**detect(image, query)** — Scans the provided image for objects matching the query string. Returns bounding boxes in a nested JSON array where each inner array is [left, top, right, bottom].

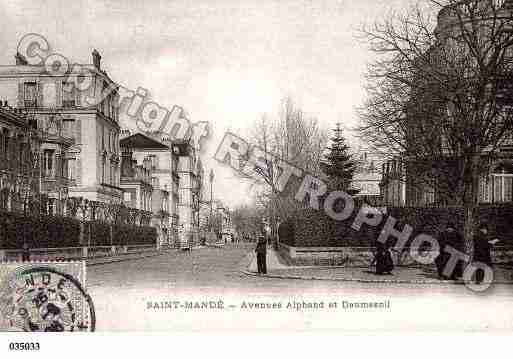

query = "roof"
[[120, 133, 169, 150]]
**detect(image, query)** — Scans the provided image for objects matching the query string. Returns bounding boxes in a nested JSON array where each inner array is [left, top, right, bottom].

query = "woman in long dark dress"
[[375, 242, 394, 275]]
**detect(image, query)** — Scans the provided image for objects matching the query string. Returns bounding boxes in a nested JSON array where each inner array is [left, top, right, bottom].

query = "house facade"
[[381, 1, 513, 208], [172, 140, 203, 247], [0, 50, 123, 211], [351, 151, 383, 207], [120, 132, 179, 245], [0, 103, 41, 212]]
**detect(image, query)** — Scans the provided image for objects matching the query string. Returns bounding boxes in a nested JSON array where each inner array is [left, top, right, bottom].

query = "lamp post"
[[209, 169, 214, 231]]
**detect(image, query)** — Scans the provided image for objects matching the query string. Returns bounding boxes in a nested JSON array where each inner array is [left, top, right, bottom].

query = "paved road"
[[87, 244, 513, 331]]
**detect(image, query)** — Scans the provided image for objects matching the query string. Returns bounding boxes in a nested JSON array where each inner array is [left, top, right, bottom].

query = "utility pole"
[[209, 169, 214, 231]]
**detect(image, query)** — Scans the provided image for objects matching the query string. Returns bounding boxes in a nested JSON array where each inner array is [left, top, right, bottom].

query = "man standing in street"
[[255, 235, 267, 275], [22, 241, 30, 262]]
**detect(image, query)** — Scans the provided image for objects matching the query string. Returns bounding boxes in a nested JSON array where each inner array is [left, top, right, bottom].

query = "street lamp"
[[209, 169, 214, 231]]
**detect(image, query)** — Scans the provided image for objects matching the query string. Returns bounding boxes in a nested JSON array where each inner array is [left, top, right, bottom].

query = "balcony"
[[41, 176, 76, 193], [24, 100, 37, 108]]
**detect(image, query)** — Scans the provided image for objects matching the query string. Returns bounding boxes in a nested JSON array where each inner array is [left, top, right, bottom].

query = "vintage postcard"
[[0, 0, 513, 340]]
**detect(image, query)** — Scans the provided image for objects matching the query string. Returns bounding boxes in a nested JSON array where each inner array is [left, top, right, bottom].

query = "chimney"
[[92, 49, 101, 70], [15, 52, 28, 65]]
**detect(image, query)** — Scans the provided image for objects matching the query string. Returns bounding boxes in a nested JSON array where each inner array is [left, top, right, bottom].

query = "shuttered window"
[[24, 82, 37, 107]]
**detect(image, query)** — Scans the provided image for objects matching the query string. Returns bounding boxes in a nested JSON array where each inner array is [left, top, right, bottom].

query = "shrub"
[[278, 221, 295, 246], [280, 204, 513, 248], [0, 211, 157, 249], [87, 221, 111, 246], [112, 224, 157, 246], [0, 211, 81, 249]]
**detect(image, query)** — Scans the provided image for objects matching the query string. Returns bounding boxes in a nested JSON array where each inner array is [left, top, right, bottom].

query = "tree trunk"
[[463, 204, 476, 259], [462, 154, 480, 260]]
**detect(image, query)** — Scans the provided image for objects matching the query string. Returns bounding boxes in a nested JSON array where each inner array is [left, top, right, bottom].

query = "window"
[[47, 198, 56, 216], [101, 83, 108, 115], [101, 158, 106, 183], [68, 158, 76, 180], [2, 129, 9, 161], [505, 177, 513, 202], [62, 82, 75, 108], [43, 149, 54, 177], [19, 141, 25, 172], [24, 82, 37, 107], [62, 119, 75, 139], [100, 125, 105, 149]]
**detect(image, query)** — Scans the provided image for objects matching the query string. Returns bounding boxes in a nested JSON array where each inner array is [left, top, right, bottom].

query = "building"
[[0, 103, 41, 212], [120, 131, 179, 246], [381, 1, 513, 207], [380, 158, 407, 207], [172, 140, 203, 247], [0, 50, 123, 211], [351, 151, 383, 207], [216, 201, 233, 243], [120, 143, 171, 245]]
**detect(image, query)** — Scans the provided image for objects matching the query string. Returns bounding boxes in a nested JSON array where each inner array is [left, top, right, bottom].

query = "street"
[[88, 244, 513, 331]]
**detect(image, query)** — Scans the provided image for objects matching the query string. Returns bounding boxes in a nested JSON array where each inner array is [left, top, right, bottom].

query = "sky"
[[0, 0, 414, 208]]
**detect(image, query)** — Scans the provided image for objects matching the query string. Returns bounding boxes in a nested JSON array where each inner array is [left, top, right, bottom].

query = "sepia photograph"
[[0, 0, 512, 345]]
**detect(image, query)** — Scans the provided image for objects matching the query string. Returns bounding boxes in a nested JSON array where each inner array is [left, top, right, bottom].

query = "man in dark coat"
[[22, 241, 30, 262], [255, 236, 267, 274], [437, 223, 464, 280], [473, 224, 500, 284]]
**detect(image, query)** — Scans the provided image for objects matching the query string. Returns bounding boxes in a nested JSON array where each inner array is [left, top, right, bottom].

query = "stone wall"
[[278, 242, 513, 267]]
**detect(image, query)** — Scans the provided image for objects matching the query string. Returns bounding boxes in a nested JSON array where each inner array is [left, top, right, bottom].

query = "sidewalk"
[[243, 248, 513, 284], [86, 248, 175, 266]]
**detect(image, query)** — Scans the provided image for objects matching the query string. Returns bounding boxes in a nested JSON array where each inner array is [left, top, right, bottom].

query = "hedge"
[[113, 224, 157, 246], [0, 211, 158, 249], [279, 203, 513, 248], [388, 205, 513, 242], [0, 211, 81, 249], [88, 221, 111, 246], [280, 206, 382, 248]]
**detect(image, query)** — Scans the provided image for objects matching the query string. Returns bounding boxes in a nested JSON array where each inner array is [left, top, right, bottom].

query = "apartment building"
[[0, 50, 122, 211]]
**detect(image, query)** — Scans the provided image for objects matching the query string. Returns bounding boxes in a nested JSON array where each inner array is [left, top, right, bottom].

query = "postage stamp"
[[0, 261, 95, 332]]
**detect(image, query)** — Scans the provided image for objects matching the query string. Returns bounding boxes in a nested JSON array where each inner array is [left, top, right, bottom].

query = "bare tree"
[[358, 0, 513, 249], [231, 203, 265, 240], [244, 98, 328, 235]]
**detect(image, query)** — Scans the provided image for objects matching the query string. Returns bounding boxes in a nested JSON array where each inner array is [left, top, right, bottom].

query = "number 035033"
[[9, 342, 40, 351]]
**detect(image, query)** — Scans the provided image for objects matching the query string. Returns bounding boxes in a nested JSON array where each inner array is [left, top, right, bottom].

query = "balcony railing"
[[40, 130, 75, 145], [41, 176, 76, 193], [24, 100, 37, 108]]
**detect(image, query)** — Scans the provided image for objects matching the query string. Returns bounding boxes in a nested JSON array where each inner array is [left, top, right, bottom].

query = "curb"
[[240, 269, 513, 285], [240, 269, 460, 284], [241, 254, 513, 284], [86, 250, 170, 266]]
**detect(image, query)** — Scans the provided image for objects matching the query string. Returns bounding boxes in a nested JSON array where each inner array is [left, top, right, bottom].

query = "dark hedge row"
[[0, 212, 81, 249], [279, 204, 513, 248], [0, 211, 157, 249], [279, 206, 383, 247], [388, 205, 513, 241]]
